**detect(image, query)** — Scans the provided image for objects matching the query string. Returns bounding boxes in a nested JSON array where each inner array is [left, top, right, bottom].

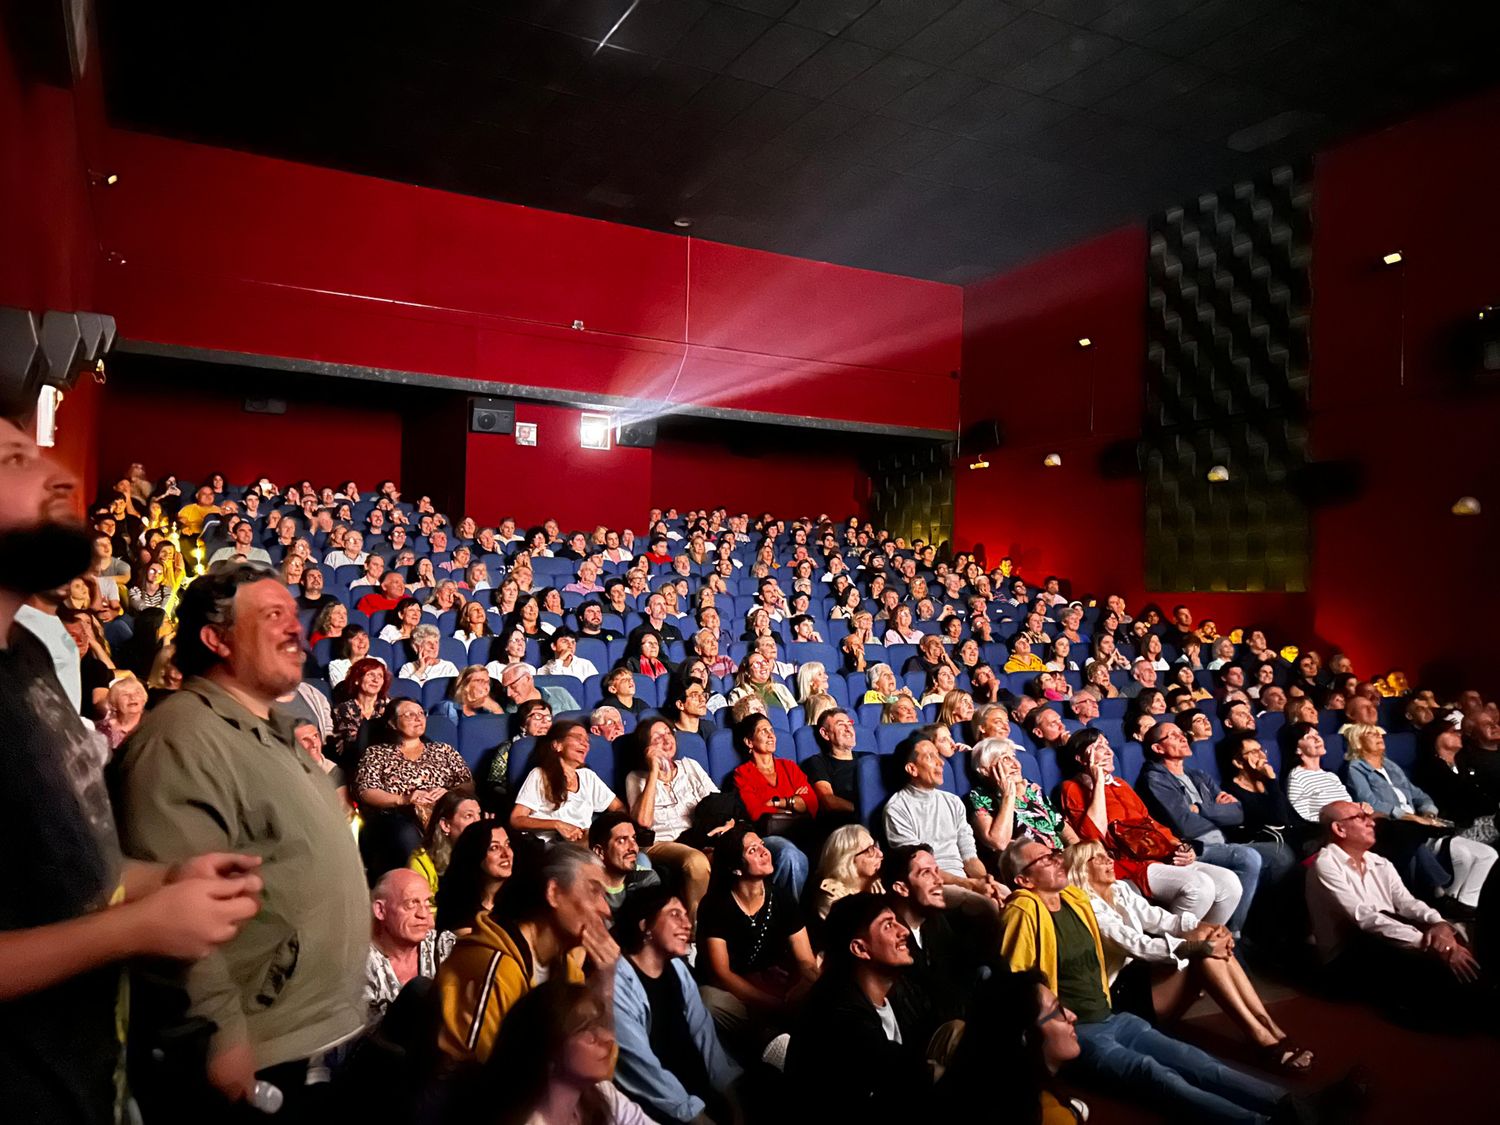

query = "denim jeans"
[[763, 834, 808, 903], [1198, 843, 1263, 935], [1071, 1012, 1285, 1124]]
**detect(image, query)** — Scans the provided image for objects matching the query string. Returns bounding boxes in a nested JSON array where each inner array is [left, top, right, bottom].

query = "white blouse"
[[1085, 882, 1199, 983]]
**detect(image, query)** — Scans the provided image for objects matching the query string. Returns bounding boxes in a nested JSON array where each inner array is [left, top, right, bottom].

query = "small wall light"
[[89, 170, 119, 186], [579, 412, 612, 450], [1206, 464, 1230, 483], [1077, 337, 1093, 348], [1043, 453, 1063, 467], [1452, 496, 1482, 516], [571, 319, 585, 331], [1381, 251, 1403, 266], [968, 459, 990, 470]]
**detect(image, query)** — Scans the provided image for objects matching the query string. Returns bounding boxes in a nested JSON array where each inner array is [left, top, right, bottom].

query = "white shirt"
[[1307, 843, 1442, 962], [625, 757, 718, 842], [1086, 882, 1198, 983], [324, 549, 369, 568], [524, 1083, 650, 1125], [514, 767, 617, 841], [874, 999, 903, 1044], [397, 659, 459, 684], [537, 655, 599, 682], [16, 604, 83, 711], [328, 655, 386, 687]]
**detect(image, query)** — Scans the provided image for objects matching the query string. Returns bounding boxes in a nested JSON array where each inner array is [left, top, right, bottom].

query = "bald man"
[[364, 868, 454, 1026]]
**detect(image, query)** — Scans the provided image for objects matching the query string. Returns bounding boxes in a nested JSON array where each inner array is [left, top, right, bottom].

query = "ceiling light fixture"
[[1077, 337, 1093, 348], [1043, 453, 1062, 467], [1206, 464, 1230, 483], [969, 459, 990, 471], [1381, 251, 1403, 266], [673, 217, 693, 229], [1452, 496, 1482, 516]]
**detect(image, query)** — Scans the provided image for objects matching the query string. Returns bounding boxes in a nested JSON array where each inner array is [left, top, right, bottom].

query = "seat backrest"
[[457, 712, 510, 771], [424, 713, 459, 751], [507, 736, 540, 788], [875, 723, 919, 756]]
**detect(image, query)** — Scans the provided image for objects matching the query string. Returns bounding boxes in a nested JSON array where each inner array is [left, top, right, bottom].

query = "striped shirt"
[[1287, 766, 1352, 822]]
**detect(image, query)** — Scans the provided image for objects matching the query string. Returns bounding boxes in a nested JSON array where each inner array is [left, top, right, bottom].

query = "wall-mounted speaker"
[[244, 398, 287, 415], [958, 419, 1004, 457], [469, 397, 515, 435], [617, 419, 657, 448], [1288, 460, 1365, 508]]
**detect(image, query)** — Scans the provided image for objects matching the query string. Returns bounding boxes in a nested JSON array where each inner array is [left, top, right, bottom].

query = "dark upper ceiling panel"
[[95, 0, 1500, 282]]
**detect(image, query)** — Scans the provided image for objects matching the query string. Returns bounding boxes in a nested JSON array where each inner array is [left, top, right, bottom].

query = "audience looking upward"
[[13, 458, 1497, 1123]]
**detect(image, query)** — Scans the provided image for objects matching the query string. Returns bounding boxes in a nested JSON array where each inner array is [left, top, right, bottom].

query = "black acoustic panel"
[[868, 441, 955, 549], [617, 419, 658, 448], [1143, 164, 1312, 593]]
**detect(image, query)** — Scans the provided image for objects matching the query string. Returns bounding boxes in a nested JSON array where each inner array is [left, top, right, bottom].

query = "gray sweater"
[[884, 784, 977, 877]]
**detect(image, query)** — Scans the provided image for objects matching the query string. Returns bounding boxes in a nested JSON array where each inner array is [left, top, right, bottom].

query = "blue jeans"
[[1198, 843, 1263, 936], [764, 834, 808, 903], [1071, 1012, 1285, 1124]]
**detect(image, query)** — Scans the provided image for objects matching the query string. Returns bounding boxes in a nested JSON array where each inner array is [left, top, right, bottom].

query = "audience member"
[[624, 718, 716, 919], [511, 721, 625, 843], [1000, 839, 1291, 1122], [612, 887, 742, 1124], [435, 821, 514, 936], [436, 843, 617, 1066], [590, 810, 662, 910], [695, 825, 819, 1057], [118, 561, 368, 1114], [364, 868, 455, 1025]]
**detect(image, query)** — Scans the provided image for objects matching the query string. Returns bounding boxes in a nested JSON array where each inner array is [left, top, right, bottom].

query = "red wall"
[[0, 28, 100, 496], [464, 402, 652, 533], [649, 434, 869, 519], [957, 90, 1500, 689], [97, 372, 404, 493], [83, 131, 960, 435], [1308, 91, 1500, 689]]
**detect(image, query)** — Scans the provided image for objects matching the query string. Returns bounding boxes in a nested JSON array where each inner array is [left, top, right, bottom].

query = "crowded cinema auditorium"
[[4, 3, 1500, 1124]]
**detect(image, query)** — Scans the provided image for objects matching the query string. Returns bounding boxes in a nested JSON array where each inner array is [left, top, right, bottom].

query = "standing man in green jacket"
[[119, 561, 369, 1120]]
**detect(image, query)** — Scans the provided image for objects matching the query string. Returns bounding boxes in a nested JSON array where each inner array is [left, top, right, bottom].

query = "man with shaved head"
[[1307, 800, 1484, 1021], [364, 868, 454, 1025]]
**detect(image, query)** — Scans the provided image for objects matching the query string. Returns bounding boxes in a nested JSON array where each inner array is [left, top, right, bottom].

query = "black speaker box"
[[617, 419, 657, 448], [958, 419, 1004, 456], [469, 398, 515, 435]]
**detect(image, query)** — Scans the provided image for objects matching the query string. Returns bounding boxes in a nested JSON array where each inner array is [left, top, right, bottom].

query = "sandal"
[[1261, 1040, 1315, 1072]]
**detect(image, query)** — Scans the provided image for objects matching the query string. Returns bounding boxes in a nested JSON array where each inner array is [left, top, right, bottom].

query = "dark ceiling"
[[97, 0, 1499, 283]]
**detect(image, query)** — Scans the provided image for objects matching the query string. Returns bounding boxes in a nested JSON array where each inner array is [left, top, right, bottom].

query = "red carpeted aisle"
[[1065, 990, 1496, 1123]]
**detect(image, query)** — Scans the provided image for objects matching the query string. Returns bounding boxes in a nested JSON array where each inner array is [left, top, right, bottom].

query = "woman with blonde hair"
[[795, 660, 828, 703], [1065, 840, 1313, 1072], [1344, 722, 1497, 907], [937, 689, 975, 729], [808, 824, 884, 920], [881, 695, 919, 724], [802, 691, 838, 728]]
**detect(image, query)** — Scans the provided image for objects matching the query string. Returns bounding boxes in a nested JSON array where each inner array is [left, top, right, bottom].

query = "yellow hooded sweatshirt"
[[1000, 885, 1112, 1004], [435, 911, 585, 1066]]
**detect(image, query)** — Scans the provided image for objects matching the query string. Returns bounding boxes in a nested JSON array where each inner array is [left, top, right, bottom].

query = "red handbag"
[[1110, 817, 1178, 862]]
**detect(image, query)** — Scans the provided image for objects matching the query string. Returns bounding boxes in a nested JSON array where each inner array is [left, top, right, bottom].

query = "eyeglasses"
[[1336, 811, 1374, 824], [1019, 850, 1063, 875], [1037, 1001, 1069, 1026]]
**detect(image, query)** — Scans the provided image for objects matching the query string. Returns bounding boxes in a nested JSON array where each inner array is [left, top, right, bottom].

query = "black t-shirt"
[[635, 962, 712, 1101], [698, 887, 801, 978], [803, 752, 857, 804], [1051, 906, 1112, 1024], [79, 653, 114, 716], [0, 625, 123, 1124]]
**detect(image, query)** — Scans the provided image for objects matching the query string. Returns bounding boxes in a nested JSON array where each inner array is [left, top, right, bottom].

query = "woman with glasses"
[[808, 824, 884, 921]]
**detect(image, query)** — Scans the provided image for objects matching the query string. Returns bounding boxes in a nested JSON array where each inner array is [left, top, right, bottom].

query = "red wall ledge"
[[88, 130, 961, 437]]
